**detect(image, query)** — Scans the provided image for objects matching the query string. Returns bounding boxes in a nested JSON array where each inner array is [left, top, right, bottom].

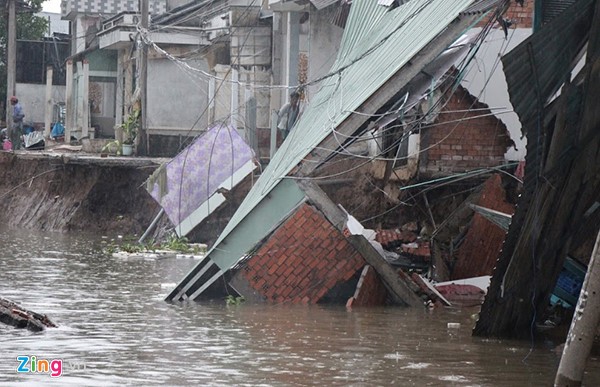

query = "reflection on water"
[[0, 228, 599, 386]]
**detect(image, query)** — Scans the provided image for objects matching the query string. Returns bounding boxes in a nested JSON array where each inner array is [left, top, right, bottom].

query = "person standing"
[[277, 90, 303, 140], [9, 96, 25, 150]]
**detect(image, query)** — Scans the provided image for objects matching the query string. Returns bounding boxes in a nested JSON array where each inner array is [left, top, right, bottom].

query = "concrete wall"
[[213, 65, 271, 130], [147, 57, 210, 132], [63, 0, 166, 17], [15, 84, 66, 125], [307, 7, 344, 99]]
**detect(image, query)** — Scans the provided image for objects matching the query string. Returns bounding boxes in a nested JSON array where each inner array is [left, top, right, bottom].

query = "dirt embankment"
[[0, 152, 160, 235]]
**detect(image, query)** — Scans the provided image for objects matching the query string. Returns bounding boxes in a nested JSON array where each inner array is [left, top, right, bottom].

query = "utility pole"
[[6, 0, 16, 127], [138, 0, 149, 156], [555, 229, 600, 386]]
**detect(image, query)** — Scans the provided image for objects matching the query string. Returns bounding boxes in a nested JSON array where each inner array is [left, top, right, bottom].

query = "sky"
[[42, 0, 61, 13]]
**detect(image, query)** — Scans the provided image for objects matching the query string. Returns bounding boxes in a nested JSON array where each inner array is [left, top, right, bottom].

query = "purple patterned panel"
[[148, 124, 255, 226]]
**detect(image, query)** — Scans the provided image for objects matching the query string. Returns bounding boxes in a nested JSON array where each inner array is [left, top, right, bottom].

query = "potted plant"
[[121, 109, 140, 156]]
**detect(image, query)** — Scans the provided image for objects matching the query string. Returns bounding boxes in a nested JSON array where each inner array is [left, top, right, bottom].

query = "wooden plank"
[[347, 235, 424, 307]]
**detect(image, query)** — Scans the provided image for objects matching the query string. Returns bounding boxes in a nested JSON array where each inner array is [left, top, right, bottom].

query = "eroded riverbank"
[[0, 151, 164, 235]]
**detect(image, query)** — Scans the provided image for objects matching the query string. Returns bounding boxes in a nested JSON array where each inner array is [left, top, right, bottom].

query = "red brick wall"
[[241, 203, 365, 304], [505, 1, 534, 28], [452, 174, 515, 279], [346, 265, 388, 307], [476, 1, 533, 29], [423, 85, 512, 175]]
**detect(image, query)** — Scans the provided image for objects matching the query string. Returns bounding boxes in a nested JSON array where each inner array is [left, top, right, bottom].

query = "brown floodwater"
[[0, 228, 599, 386]]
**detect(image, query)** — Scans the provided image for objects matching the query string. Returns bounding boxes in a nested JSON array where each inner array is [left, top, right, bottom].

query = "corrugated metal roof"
[[541, 0, 578, 26], [213, 0, 480, 260], [470, 204, 512, 231], [499, 1, 594, 266], [502, 0, 593, 136], [169, 0, 494, 300], [310, 0, 339, 11], [462, 0, 505, 15]]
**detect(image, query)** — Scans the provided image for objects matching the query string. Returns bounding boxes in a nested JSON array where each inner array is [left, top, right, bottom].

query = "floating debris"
[[0, 297, 57, 332]]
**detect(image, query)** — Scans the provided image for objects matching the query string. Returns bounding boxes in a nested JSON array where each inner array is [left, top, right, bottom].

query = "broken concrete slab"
[[0, 297, 57, 332]]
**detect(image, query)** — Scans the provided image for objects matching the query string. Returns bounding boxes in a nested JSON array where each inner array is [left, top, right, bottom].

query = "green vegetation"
[[225, 295, 245, 306], [103, 233, 207, 255]]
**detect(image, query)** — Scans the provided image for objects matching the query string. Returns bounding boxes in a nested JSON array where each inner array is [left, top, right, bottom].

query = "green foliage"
[[0, 0, 49, 118], [102, 232, 206, 256], [225, 295, 245, 306], [121, 109, 140, 145], [161, 234, 191, 252], [101, 139, 122, 155]]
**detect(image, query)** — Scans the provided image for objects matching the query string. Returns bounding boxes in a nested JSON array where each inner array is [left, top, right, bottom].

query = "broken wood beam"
[[0, 297, 57, 332], [347, 235, 424, 307]]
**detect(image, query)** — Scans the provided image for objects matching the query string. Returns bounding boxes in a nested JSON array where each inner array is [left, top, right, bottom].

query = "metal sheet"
[[147, 123, 255, 233], [502, 0, 593, 137], [310, 0, 339, 11]]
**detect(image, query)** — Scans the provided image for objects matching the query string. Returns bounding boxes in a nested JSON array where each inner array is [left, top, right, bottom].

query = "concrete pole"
[[116, 50, 124, 127], [231, 67, 239, 128], [6, 0, 16, 127], [138, 0, 149, 156], [208, 76, 215, 123], [270, 110, 278, 159], [65, 60, 73, 143], [245, 90, 257, 155], [285, 12, 300, 93], [82, 60, 89, 138], [44, 66, 53, 138], [555, 229, 600, 386], [76, 61, 84, 133]]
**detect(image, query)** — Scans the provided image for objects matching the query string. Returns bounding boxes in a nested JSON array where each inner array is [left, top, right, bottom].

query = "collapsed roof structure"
[[166, 0, 507, 303]]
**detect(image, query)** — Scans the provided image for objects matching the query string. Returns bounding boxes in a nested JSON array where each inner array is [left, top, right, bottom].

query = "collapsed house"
[[166, 0, 516, 304]]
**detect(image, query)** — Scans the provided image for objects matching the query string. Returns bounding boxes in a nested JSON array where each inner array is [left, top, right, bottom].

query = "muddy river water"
[[1, 228, 599, 386]]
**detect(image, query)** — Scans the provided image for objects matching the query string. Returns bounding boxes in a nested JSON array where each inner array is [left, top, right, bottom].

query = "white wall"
[[147, 57, 210, 133], [15, 83, 66, 125], [462, 28, 532, 161], [307, 7, 344, 100]]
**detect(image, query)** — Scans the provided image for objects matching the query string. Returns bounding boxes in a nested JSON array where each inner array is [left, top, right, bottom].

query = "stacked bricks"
[[375, 229, 418, 246], [452, 174, 515, 279], [504, 0, 534, 28], [346, 266, 389, 308], [241, 203, 365, 304], [476, 1, 534, 29], [424, 85, 513, 174]]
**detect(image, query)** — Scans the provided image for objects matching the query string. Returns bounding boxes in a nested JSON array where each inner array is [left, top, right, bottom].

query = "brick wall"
[[346, 265, 389, 308], [240, 203, 366, 304], [452, 174, 515, 279], [422, 85, 513, 175], [505, 1, 534, 28], [477, 1, 534, 29]]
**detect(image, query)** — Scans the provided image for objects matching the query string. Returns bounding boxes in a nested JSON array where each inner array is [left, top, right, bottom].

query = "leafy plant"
[[225, 295, 245, 305], [120, 242, 145, 253], [101, 139, 122, 155], [121, 109, 140, 145]]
